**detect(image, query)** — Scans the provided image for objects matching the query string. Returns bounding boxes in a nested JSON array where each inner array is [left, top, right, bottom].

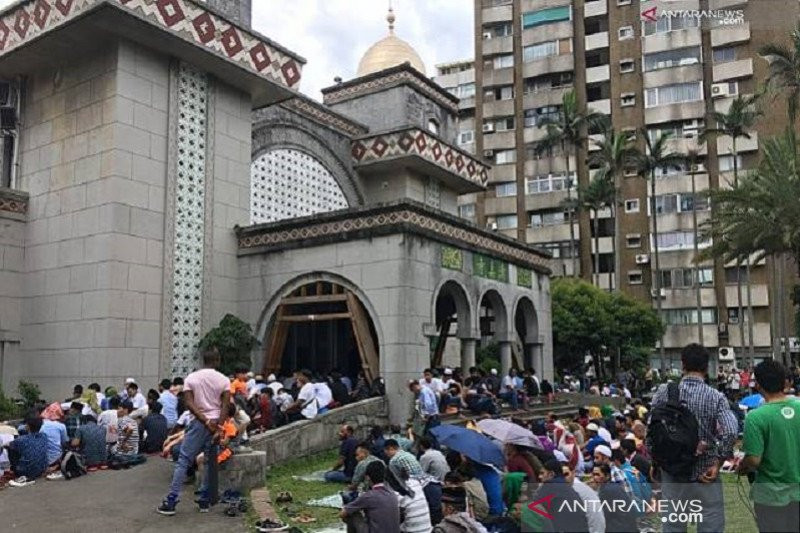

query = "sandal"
[[291, 514, 316, 524]]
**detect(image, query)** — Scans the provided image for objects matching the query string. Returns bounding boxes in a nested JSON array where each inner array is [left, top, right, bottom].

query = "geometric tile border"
[[352, 127, 489, 189], [0, 0, 304, 90], [0, 187, 28, 215], [237, 200, 552, 274], [280, 97, 368, 138]]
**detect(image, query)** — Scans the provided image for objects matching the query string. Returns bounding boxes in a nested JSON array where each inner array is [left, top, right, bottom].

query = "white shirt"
[[572, 479, 606, 533], [267, 381, 283, 396], [97, 409, 118, 443], [275, 392, 293, 412], [421, 377, 446, 394], [502, 375, 517, 391], [314, 382, 333, 408], [297, 382, 318, 419], [176, 410, 195, 427], [246, 378, 257, 394]]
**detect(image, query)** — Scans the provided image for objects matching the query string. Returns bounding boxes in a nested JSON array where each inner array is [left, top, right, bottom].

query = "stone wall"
[[0, 190, 26, 392], [249, 397, 389, 465]]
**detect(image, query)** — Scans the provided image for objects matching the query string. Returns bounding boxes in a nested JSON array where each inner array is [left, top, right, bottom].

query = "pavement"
[[0, 457, 248, 533]]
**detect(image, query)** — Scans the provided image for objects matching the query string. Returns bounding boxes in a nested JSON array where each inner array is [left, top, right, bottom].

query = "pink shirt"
[[184, 368, 230, 420]]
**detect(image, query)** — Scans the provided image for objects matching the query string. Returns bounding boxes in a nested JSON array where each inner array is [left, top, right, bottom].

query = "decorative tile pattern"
[[237, 202, 551, 274], [250, 148, 348, 224], [441, 246, 463, 272], [280, 98, 367, 138], [322, 69, 458, 113], [473, 253, 509, 283], [517, 267, 532, 288], [169, 62, 208, 376], [424, 178, 440, 209], [352, 128, 489, 189], [0, 190, 27, 214], [0, 0, 303, 90]]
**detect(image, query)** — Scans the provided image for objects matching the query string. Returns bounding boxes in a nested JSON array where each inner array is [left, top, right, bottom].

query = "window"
[[495, 149, 516, 165], [457, 83, 475, 99], [727, 308, 740, 324], [652, 193, 709, 214], [541, 241, 575, 259], [620, 59, 635, 73], [648, 120, 704, 143], [522, 6, 571, 29], [617, 0, 631, 5], [643, 13, 699, 36], [725, 266, 749, 284], [625, 199, 640, 213], [458, 203, 476, 221], [523, 41, 558, 62], [458, 130, 475, 145], [718, 154, 743, 172], [499, 86, 514, 100], [485, 22, 513, 38], [495, 116, 515, 131], [621, 93, 636, 107], [496, 181, 517, 197], [496, 214, 518, 229], [659, 268, 714, 289], [493, 54, 514, 69], [525, 172, 576, 194], [713, 47, 736, 63], [626, 234, 642, 248], [654, 231, 710, 251], [628, 271, 643, 284], [645, 82, 703, 108], [618, 26, 634, 40], [661, 308, 717, 326], [524, 105, 561, 127], [427, 119, 439, 135], [643, 47, 701, 71], [530, 209, 569, 227]]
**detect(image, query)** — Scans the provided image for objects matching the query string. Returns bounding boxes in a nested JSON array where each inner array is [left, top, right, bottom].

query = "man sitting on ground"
[[340, 461, 400, 533], [64, 402, 83, 440], [433, 486, 488, 533], [325, 424, 359, 483], [142, 402, 169, 454], [349, 442, 382, 493], [112, 400, 139, 457], [384, 439, 423, 479], [4, 413, 48, 485], [419, 436, 450, 482], [126, 383, 149, 420], [71, 415, 107, 468]]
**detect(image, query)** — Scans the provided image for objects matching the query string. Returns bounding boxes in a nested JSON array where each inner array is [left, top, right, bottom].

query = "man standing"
[[340, 461, 400, 533], [325, 425, 359, 483], [739, 360, 800, 532], [158, 348, 230, 516], [409, 380, 439, 437], [648, 343, 737, 533]]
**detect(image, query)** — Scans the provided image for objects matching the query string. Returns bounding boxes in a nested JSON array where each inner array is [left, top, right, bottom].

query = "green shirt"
[[742, 398, 800, 506], [351, 455, 381, 491]]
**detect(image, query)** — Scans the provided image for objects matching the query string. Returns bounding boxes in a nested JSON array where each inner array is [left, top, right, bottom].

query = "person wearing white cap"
[[245, 371, 257, 395], [120, 378, 136, 400], [266, 374, 282, 396], [592, 444, 633, 494], [583, 423, 610, 460]]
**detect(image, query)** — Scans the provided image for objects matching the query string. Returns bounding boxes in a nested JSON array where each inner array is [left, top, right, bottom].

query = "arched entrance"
[[479, 289, 511, 373], [514, 297, 541, 372], [261, 281, 380, 381], [431, 280, 472, 367]]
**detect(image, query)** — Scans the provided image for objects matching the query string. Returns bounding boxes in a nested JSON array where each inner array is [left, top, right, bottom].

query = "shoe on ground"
[[156, 499, 177, 516], [9, 476, 34, 487], [197, 500, 211, 513], [46, 471, 64, 481], [255, 519, 289, 532]]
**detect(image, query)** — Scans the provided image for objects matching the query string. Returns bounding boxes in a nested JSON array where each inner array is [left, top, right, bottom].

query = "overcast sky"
[[0, 0, 473, 100]]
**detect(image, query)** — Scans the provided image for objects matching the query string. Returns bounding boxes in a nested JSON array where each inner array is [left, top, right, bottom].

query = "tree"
[[760, 24, 800, 134], [551, 278, 664, 377], [686, 149, 705, 347], [633, 131, 686, 372], [579, 174, 616, 289], [535, 90, 605, 276], [704, 94, 761, 363], [589, 125, 639, 290], [197, 314, 260, 376]]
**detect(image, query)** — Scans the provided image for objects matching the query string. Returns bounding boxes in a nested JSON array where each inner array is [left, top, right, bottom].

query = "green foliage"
[[197, 314, 259, 376], [552, 278, 665, 375], [17, 380, 41, 409], [0, 386, 20, 421], [476, 342, 500, 374]]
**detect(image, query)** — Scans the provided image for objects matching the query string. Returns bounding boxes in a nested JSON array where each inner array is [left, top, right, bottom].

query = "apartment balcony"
[[587, 98, 611, 115], [483, 98, 516, 118], [584, 0, 608, 18], [524, 156, 575, 176], [727, 323, 771, 349], [644, 100, 705, 125], [713, 93, 754, 114], [588, 133, 603, 152], [662, 287, 718, 309], [521, 54, 574, 79], [488, 163, 516, 183], [653, 173, 711, 196], [522, 87, 571, 109], [524, 126, 549, 144], [522, 21, 573, 45], [482, 4, 513, 24], [712, 58, 753, 82], [643, 65, 703, 89], [459, 96, 476, 110], [665, 136, 707, 157], [525, 190, 572, 212], [526, 222, 576, 243], [586, 64, 610, 84], [484, 195, 518, 215], [590, 236, 614, 254], [520, 0, 575, 11], [483, 67, 514, 87], [483, 130, 516, 150], [654, 211, 711, 234], [459, 141, 476, 155], [656, 250, 708, 270], [711, 23, 750, 47], [483, 35, 513, 56], [710, 0, 747, 8], [585, 31, 609, 51], [594, 274, 615, 291], [726, 283, 770, 308], [642, 28, 701, 55], [717, 131, 759, 155], [663, 325, 720, 349]]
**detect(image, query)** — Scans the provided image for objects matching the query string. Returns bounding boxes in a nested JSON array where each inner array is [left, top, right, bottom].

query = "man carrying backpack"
[[647, 344, 737, 533]]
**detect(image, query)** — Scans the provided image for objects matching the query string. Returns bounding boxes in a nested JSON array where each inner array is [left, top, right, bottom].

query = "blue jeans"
[[660, 471, 724, 533], [323, 470, 351, 483], [499, 391, 518, 410], [166, 419, 218, 504]]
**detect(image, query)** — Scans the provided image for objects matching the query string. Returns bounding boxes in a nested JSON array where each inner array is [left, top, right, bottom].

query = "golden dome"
[[356, 7, 426, 77]]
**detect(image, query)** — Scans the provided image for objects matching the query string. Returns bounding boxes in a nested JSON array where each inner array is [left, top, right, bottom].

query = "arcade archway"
[[431, 280, 472, 367]]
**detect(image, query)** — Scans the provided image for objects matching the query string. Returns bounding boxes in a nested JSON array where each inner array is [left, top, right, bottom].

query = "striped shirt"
[[650, 376, 737, 480], [398, 478, 432, 533], [115, 415, 139, 456]]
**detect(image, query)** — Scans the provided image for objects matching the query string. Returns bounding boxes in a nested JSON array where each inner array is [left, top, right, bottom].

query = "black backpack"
[[60, 451, 87, 480], [648, 382, 699, 481]]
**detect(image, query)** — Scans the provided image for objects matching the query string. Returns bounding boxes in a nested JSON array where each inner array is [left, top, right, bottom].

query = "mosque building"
[[0, 0, 552, 422]]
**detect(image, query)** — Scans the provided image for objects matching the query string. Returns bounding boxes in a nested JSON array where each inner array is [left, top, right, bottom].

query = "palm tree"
[[700, 133, 800, 365], [686, 149, 705, 346], [703, 94, 761, 364], [760, 24, 800, 134], [580, 174, 616, 288], [535, 90, 605, 276], [634, 131, 687, 373], [589, 126, 639, 291]]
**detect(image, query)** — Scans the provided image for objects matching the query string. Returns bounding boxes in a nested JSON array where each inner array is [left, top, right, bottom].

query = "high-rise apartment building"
[[437, 0, 799, 370]]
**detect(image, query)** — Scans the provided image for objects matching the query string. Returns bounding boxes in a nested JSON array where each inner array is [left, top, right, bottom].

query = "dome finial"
[[387, 1, 396, 34]]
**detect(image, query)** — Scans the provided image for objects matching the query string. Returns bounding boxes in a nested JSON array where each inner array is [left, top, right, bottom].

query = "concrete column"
[[460, 338, 477, 371], [523, 343, 534, 370], [531, 344, 544, 376], [499, 341, 512, 376]]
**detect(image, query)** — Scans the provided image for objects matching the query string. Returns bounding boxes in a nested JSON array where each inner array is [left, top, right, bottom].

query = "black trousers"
[[755, 501, 800, 533]]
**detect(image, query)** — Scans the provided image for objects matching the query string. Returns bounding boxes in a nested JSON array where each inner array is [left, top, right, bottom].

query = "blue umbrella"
[[430, 424, 506, 469], [739, 393, 764, 410]]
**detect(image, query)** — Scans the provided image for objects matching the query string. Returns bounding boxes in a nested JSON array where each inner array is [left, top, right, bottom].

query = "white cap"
[[586, 422, 599, 432], [444, 368, 453, 375], [267, 374, 276, 382], [594, 445, 612, 458], [247, 371, 254, 378], [125, 377, 136, 385], [490, 368, 498, 375]]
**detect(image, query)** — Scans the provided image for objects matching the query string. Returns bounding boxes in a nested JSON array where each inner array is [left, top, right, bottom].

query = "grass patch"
[[262, 449, 342, 530], [719, 474, 758, 533]]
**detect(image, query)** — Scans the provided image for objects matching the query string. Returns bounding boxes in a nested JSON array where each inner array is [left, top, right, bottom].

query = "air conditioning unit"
[[483, 31, 493, 40], [683, 119, 702, 131], [635, 254, 650, 265], [650, 288, 666, 298], [711, 83, 731, 98], [482, 123, 495, 133], [789, 337, 800, 353], [487, 221, 498, 231], [690, 163, 706, 173], [483, 149, 495, 158], [718, 346, 735, 362]]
